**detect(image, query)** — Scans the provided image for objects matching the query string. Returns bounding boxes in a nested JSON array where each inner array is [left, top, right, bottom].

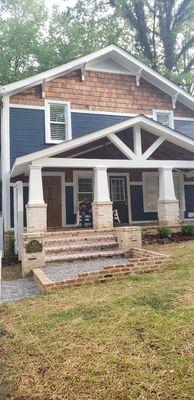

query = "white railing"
[[0, 214, 3, 255], [14, 181, 24, 261]]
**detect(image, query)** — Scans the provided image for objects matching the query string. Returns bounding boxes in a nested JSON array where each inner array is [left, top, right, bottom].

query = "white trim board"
[[8, 104, 194, 121], [1, 44, 193, 112], [1, 95, 11, 230], [9, 104, 45, 110]]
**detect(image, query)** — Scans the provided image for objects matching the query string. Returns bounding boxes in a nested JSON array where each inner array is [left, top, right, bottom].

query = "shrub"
[[141, 229, 145, 240], [7, 237, 15, 258], [181, 224, 194, 236], [157, 225, 171, 239]]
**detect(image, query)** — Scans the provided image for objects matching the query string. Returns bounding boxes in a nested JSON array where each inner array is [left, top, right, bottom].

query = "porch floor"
[[42, 257, 130, 282]]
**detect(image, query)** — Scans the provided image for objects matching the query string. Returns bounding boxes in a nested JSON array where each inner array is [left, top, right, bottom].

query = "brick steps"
[[45, 234, 116, 246], [45, 241, 117, 255], [45, 249, 125, 264], [34, 247, 171, 292], [45, 228, 122, 265]]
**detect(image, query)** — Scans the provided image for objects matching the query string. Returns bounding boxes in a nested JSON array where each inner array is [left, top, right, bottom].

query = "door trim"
[[108, 172, 131, 223], [42, 172, 66, 227]]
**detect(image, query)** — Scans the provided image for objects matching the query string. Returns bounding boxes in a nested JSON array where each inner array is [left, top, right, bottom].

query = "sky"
[[45, 0, 77, 10]]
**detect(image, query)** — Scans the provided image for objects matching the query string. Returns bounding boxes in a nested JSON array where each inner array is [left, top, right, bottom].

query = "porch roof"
[[11, 115, 194, 177]]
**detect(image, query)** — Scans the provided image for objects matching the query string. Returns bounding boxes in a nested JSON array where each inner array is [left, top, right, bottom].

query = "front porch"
[[10, 115, 194, 271]]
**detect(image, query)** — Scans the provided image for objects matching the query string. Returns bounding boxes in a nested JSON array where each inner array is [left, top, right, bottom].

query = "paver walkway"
[[0, 278, 40, 304], [43, 257, 129, 282]]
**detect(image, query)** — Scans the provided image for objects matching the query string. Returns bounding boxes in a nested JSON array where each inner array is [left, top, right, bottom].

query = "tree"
[[0, 0, 47, 85], [37, 0, 122, 72], [108, 0, 194, 91]]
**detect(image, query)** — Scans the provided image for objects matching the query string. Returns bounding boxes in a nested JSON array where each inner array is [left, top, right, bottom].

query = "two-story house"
[[1, 45, 194, 260]]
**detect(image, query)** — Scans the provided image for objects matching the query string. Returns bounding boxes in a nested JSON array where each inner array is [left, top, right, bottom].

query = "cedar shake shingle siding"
[[10, 70, 194, 118]]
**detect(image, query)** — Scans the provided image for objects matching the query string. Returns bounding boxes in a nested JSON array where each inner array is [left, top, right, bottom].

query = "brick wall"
[[10, 70, 194, 118]]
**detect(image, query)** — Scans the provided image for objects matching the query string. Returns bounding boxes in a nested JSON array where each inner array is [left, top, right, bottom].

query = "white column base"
[[157, 200, 180, 226], [26, 203, 47, 232], [92, 201, 113, 229]]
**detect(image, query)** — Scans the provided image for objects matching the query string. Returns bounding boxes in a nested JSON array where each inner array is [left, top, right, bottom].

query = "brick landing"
[[33, 247, 172, 292]]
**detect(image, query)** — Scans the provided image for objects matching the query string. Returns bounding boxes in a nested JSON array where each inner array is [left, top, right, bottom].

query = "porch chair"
[[75, 208, 121, 227]]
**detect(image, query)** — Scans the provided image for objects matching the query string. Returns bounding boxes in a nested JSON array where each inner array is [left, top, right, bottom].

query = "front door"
[[109, 176, 129, 223], [43, 176, 62, 228]]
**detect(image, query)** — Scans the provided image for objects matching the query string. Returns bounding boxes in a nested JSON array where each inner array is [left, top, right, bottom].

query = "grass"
[[0, 242, 194, 400]]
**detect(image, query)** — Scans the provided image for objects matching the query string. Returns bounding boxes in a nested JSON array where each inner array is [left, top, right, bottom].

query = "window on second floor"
[[45, 100, 71, 143], [153, 109, 174, 129]]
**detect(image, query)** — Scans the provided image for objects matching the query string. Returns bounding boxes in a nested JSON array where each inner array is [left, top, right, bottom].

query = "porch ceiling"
[[11, 115, 194, 178]]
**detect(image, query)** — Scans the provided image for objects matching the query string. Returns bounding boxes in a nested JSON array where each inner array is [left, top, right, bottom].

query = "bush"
[[141, 229, 145, 240], [7, 237, 15, 258], [157, 225, 172, 239], [181, 224, 194, 236]]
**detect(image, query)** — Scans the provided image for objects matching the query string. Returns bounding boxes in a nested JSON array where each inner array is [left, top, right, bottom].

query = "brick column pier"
[[92, 166, 113, 229], [157, 167, 180, 226]]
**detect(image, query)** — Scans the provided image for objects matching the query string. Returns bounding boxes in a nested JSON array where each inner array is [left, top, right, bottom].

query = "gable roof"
[[1, 44, 194, 111], [11, 114, 194, 177]]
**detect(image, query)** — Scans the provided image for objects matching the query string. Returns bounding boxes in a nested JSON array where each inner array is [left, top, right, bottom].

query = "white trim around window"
[[45, 99, 72, 144], [153, 109, 174, 129]]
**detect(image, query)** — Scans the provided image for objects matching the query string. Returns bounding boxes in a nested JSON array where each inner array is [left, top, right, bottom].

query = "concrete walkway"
[[0, 277, 40, 305]]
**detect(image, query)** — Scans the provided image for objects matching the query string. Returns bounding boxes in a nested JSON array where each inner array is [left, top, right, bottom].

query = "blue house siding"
[[174, 120, 194, 140], [9, 107, 194, 167], [10, 108, 51, 167], [10, 108, 130, 166], [71, 112, 129, 138]]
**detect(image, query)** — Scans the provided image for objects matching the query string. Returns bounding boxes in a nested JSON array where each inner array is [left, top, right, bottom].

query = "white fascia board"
[[0, 46, 116, 96], [112, 46, 194, 109], [11, 158, 194, 178], [0, 44, 193, 111], [33, 158, 194, 170], [10, 115, 194, 177]]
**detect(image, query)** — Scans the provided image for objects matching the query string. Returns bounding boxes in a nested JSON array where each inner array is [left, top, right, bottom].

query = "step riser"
[[45, 236, 117, 246], [45, 243, 118, 255], [45, 229, 116, 238], [46, 251, 125, 264]]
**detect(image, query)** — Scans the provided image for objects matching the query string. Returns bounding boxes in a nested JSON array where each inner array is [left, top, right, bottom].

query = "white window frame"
[[153, 109, 174, 129], [45, 99, 72, 144]]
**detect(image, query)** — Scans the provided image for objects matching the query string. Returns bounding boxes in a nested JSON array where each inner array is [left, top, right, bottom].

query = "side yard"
[[0, 242, 194, 400]]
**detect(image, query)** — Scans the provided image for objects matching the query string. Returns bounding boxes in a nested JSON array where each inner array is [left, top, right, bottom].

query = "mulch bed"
[[2, 257, 20, 267], [143, 232, 194, 245]]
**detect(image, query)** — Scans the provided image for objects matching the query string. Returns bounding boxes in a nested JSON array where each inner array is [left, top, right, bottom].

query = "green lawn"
[[1, 242, 194, 400]]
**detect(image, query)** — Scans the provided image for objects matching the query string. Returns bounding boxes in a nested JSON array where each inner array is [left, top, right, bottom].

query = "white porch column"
[[92, 166, 113, 229], [26, 165, 47, 232], [157, 167, 180, 225]]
